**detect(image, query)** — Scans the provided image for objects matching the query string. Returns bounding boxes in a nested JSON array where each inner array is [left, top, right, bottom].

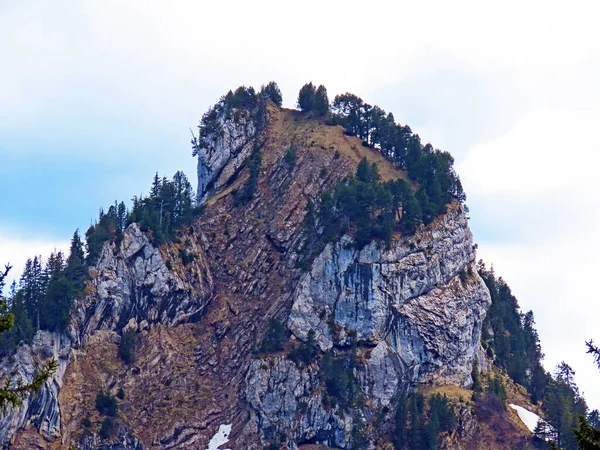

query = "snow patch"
[[509, 404, 541, 433], [206, 424, 232, 450]]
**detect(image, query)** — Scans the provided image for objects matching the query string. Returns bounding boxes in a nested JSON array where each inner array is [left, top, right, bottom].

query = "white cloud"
[[3, 0, 599, 133], [477, 239, 600, 410], [0, 230, 68, 291], [458, 108, 600, 198], [459, 105, 600, 409]]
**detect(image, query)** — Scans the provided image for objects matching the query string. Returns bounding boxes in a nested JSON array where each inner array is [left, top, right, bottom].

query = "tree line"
[[0, 170, 197, 358], [86, 170, 196, 264], [192, 81, 464, 238], [295, 82, 466, 217], [479, 262, 547, 403], [479, 262, 599, 450], [311, 158, 423, 251], [0, 231, 87, 357]]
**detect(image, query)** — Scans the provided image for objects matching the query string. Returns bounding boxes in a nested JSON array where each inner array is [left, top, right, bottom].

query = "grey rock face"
[[360, 340, 413, 409], [0, 331, 71, 447], [0, 224, 212, 447], [248, 205, 491, 447], [72, 223, 212, 343], [195, 109, 258, 201], [79, 431, 147, 450], [246, 357, 352, 449], [288, 205, 489, 386]]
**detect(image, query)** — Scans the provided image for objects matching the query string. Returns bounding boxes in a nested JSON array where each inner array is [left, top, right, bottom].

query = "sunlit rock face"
[[195, 108, 259, 202], [72, 222, 212, 342], [248, 205, 491, 449], [288, 205, 489, 385]]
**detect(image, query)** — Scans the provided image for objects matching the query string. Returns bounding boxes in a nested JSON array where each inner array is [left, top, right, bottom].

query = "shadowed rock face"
[[1, 104, 492, 450], [0, 331, 71, 447]]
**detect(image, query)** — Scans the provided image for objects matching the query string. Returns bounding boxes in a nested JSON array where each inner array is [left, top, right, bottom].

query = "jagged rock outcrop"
[[0, 224, 211, 449], [288, 207, 484, 355], [0, 332, 71, 447], [246, 357, 351, 448], [72, 223, 212, 343], [195, 108, 259, 201], [3, 102, 496, 450]]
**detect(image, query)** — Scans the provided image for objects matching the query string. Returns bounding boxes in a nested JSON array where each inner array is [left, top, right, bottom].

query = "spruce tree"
[[574, 415, 600, 450], [571, 343, 600, 449], [66, 230, 87, 291], [20, 256, 45, 330], [312, 84, 329, 116], [261, 81, 283, 107], [401, 193, 423, 235], [116, 201, 127, 232], [297, 82, 316, 111]]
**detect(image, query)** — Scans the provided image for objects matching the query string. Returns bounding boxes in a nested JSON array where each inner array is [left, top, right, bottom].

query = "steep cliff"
[[246, 204, 490, 448], [195, 107, 259, 202], [1, 101, 505, 449]]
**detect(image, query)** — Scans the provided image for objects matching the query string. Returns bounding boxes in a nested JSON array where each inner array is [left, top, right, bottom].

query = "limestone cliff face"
[[0, 332, 70, 446], [72, 222, 212, 342], [1, 103, 492, 450], [195, 107, 259, 201], [246, 205, 490, 448]]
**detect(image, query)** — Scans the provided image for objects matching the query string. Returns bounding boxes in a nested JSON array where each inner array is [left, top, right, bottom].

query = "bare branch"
[[586, 340, 600, 370]]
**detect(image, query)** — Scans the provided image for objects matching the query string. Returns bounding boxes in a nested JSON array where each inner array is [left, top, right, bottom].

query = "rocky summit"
[[0, 91, 545, 450]]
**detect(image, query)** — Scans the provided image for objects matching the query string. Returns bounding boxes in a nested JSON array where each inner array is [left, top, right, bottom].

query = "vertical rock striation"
[[195, 108, 259, 202], [247, 204, 491, 448], [71, 223, 212, 342], [0, 332, 71, 447]]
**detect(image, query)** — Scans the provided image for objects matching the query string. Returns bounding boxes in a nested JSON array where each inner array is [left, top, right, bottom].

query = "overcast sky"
[[1, 0, 599, 409]]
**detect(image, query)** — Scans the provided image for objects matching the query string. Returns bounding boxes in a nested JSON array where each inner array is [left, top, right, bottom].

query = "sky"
[[1, 0, 599, 408]]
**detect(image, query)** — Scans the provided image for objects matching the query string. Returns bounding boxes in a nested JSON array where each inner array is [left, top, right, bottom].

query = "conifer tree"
[[586, 341, 600, 369], [66, 230, 87, 291], [312, 84, 329, 116], [150, 172, 161, 197], [401, 193, 422, 235], [297, 82, 316, 111], [332, 93, 365, 136], [20, 256, 45, 330], [116, 201, 127, 232], [574, 415, 600, 450], [261, 81, 283, 107], [570, 342, 600, 449]]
